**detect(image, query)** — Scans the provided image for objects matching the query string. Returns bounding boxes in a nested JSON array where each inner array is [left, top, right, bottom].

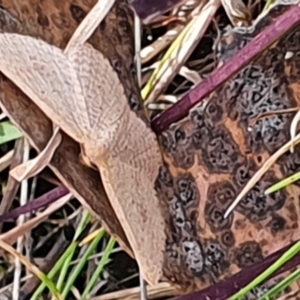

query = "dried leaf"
[[10, 126, 61, 181]]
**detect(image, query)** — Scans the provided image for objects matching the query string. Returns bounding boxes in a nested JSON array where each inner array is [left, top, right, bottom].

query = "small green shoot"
[[265, 171, 300, 195], [263, 0, 276, 12]]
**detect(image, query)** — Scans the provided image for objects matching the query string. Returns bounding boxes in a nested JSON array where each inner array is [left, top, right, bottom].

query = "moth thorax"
[[80, 142, 109, 168]]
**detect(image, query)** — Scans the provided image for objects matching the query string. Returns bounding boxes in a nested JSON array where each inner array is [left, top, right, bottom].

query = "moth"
[[0, 32, 166, 285]]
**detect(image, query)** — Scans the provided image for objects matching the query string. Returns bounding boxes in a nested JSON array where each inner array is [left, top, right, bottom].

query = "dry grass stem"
[[224, 133, 300, 218], [0, 238, 62, 300], [91, 282, 178, 300], [65, 0, 116, 52], [0, 193, 72, 245], [12, 138, 30, 300], [220, 0, 251, 26], [0, 150, 14, 172], [289, 107, 300, 153], [143, 0, 221, 104]]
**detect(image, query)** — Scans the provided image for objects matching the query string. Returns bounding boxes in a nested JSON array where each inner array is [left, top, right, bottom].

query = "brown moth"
[[0, 33, 166, 285]]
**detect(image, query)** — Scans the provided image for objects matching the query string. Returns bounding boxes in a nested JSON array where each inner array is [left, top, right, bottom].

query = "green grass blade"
[[61, 228, 105, 299], [36, 273, 62, 300], [81, 237, 116, 299], [141, 15, 196, 100], [73, 210, 91, 241], [229, 241, 300, 300], [55, 246, 76, 292], [0, 121, 22, 145], [31, 242, 77, 300]]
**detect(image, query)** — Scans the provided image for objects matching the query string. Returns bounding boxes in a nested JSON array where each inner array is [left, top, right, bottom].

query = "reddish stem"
[[151, 4, 300, 133], [0, 186, 69, 222]]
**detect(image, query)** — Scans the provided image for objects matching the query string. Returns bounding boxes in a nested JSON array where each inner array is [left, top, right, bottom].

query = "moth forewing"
[[68, 43, 166, 284], [0, 33, 89, 144], [66, 44, 129, 135], [99, 158, 165, 285]]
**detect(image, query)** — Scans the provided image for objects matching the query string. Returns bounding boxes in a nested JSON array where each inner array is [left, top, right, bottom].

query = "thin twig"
[[91, 282, 178, 300], [139, 271, 147, 300], [131, 0, 186, 24], [0, 193, 72, 246]]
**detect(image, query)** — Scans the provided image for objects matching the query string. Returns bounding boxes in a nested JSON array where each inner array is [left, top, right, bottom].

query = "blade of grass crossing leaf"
[[61, 228, 106, 298], [224, 134, 300, 219], [31, 242, 78, 300], [81, 237, 116, 299], [229, 241, 300, 300], [0, 121, 23, 145], [260, 268, 300, 299], [265, 171, 300, 195]]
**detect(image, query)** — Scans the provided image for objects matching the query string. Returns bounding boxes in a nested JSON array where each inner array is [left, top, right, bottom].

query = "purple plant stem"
[[0, 186, 69, 222], [170, 241, 300, 300], [151, 4, 300, 133]]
